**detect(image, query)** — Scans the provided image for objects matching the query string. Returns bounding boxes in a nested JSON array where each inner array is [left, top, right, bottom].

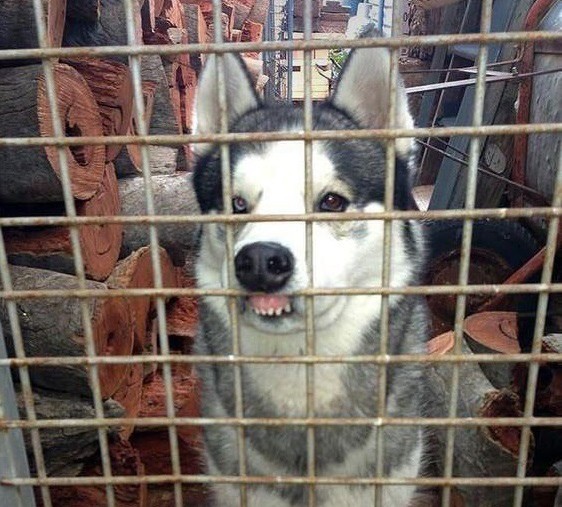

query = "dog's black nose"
[[234, 242, 294, 292]]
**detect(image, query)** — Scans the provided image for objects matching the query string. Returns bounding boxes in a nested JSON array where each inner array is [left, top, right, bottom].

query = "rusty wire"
[[0, 0, 561, 504]]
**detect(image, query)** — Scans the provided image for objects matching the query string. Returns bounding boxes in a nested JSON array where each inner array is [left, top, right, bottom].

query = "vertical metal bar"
[[512, 146, 562, 507], [0, 251, 39, 507], [302, 0, 316, 504], [287, 0, 294, 102], [374, 2, 400, 505], [121, 1, 184, 505], [29, 2, 117, 505], [440, 1, 493, 506], [377, 0, 386, 33], [210, 0, 248, 505]]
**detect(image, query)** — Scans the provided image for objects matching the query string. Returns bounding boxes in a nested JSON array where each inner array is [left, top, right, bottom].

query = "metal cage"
[[0, 0, 561, 507]]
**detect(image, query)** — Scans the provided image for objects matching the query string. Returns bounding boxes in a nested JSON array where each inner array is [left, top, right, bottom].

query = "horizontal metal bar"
[[0, 207, 561, 228], [0, 123, 561, 148], [0, 31, 560, 62], [2, 416, 562, 430], [2, 474, 562, 488], [1, 283, 560, 301], [1, 352, 561, 368]]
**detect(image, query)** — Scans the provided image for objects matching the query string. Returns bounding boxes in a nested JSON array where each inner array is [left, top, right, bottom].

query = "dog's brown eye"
[[319, 192, 349, 212], [232, 196, 248, 214]]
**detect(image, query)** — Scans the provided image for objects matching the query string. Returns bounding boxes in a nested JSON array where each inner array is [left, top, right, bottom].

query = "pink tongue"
[[248, 295, 289, 312]]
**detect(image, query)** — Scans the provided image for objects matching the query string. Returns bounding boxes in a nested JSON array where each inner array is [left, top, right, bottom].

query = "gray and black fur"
[[192, 34, 430, 506]]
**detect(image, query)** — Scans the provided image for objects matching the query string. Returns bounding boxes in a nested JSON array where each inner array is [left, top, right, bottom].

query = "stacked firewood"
[[0, 0, 266, 506]]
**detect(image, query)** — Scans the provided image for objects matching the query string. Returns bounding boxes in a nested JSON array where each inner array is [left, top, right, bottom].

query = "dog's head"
[[192, 42, 421, 335]]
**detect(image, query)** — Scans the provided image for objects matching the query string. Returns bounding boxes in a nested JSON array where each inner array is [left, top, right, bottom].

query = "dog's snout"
[[235, 242, 294, 292]]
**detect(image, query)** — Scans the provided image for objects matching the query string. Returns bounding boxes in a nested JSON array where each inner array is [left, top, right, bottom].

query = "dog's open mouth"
[[246, 295, 293, 318]]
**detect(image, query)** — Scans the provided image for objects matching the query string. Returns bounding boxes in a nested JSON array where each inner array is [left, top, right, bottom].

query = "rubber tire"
[[423, 218, 540, 270]]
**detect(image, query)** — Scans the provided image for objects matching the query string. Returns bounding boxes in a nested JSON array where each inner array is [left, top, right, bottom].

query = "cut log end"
[[38, 64, 106, 200]]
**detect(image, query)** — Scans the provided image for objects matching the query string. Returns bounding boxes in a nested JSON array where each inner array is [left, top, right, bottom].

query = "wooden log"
[[231, 0, 255, 30], [107, 246, 178, 351], [137, 360, 200, 438], [141, 0, 157, 32], [246, 0, 269, 24], [166, 270, 198, 347], [130, 431, 208, 507], [206, 12, 231, 42], [184, 4, 208, 71], [1, 265, 134, 399], [463, 311, 520, 389], [67, 0, 101, 22], [16, 387, 124, 477], [63, 0, 142, 64], [426, 339, 533, 507], [4, 165, 123, 282], [119, 174, 200, 266], [114, 81, 157, 177], [62, 58, 134, 162], [0, 64, 105, 203], [112, 362, 143, 440], [159, 0, 185, 29], [49, 440, 148, 507], [0, 0, 66, 56], [241, 19, 263, 43]]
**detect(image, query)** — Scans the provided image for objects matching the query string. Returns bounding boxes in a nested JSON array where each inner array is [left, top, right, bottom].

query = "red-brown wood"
[[1, 265, 134, 399], [113, 362, 144, 440], [138, 361, 200, 441], [63, 57, 134, 161], [4, 164, 122, 282], [107, 246, 178, 350], [166, 271, 199, 343], [114, 81, 157, 177], [49, 440, 147, 507], [0, 64, 105, 203]]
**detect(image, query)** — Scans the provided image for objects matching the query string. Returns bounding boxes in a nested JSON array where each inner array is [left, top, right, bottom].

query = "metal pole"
[[287, 0, 294, 102]]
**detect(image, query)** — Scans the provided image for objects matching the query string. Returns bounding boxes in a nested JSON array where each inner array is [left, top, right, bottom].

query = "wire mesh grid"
[[0, 0, 560, 507]]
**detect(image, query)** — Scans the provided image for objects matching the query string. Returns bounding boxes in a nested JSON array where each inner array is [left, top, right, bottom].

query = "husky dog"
[[192, 36, 429, 507]]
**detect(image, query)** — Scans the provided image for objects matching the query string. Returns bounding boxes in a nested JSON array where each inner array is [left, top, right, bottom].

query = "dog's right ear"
[[192, 53, 260, 155]]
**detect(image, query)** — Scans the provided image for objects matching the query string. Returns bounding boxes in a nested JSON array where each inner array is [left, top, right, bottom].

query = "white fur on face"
[[197, 140, 413, 336]]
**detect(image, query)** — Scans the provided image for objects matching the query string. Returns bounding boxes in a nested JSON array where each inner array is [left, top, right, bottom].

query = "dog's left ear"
[[192, 53, 260, 155], [330, 44, 414, 157]]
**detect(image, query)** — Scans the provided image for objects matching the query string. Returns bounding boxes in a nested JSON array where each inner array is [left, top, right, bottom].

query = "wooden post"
[[62, 58, 134, 161], [4, 165, 123, 282], [1, 265, 134, 399], [0, 64, 105, 202]]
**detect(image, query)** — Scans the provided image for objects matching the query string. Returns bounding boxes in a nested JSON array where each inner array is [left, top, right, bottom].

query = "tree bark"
[[426, 340, 533, 507], [49, 440, 147, 507], [16, 387, 124, 477], [63, 57, 134, 161], [0, 0, 66, 56], [63, 0, 142, 64], [118, 174, 200, 266], [66, 0, 101, 22], [0, 64, 105, 203], [4, 165, 123, 282], [1, 265, 134, 399], [184, 4, 208, 71]]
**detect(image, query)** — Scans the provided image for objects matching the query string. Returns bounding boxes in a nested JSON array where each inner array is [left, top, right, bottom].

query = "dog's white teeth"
[[267, 308, 274, 316], [274, 307, 283, 316], [284, 304, 292, 313]]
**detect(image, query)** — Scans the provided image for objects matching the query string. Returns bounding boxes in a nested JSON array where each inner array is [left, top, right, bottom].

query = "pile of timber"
[[0, 0, 275, 504]]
